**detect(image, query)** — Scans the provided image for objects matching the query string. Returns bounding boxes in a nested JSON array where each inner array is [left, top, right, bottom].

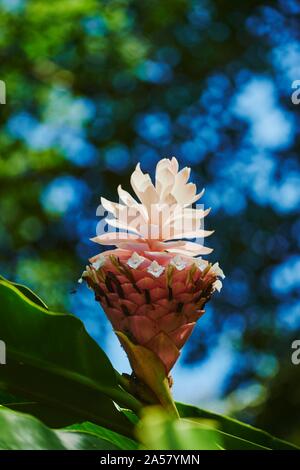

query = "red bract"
[[85, 250, 219, 375]]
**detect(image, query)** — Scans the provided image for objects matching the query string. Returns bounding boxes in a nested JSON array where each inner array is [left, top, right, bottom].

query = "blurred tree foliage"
[[0, 0, 299, 443]]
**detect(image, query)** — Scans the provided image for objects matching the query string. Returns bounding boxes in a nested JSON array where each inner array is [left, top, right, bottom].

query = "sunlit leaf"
[[0, 279, 140, 437], [67, 422, 139, 450], [136, 407, 223, 450], [0, 274, 48, 309], [177, 402, 299, 450], [0, 407, 122, 450]]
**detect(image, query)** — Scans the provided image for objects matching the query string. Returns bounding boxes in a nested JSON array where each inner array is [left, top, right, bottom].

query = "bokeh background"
[[0, 0, 299, 445]]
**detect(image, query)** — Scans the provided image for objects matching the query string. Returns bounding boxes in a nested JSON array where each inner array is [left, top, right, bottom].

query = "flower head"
[[83, 157, 224, 406], [91, 157, 213, 257]]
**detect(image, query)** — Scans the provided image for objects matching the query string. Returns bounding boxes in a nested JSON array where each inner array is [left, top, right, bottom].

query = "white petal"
[[78, 269, 89, 283], [163, 229, 214, 241], [92, 255, 106, 270], [118, 240, 151, 251], [91, 232, 143, 245], [177, 166, 191, 184], [211, 262, 225, 279], [166, 207, 211, 225], [170, 255, 187, 271], [213, 279, 223, 292], [166, 241, 213, 256], [127, 252, 145, 269], [147, 260, 165, 278], [161, 240, 186, 249], [100, 197, 124, 216], [117, 185, 138, 206], [130, 163, 159, 209], [190, 188, 205, 204], [105, 217, 141, 235], [171, 181, 197, 205], [195, 258, 209, 271], [102, 191, 148, 226], [155, 157, 180, 202], [170, 157, 179, 173], [155, 159, 174, 195]]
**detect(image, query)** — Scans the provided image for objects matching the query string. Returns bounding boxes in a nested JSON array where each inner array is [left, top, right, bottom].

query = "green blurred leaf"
[[0, 407, 121, 450], [176, 402, 299, 450], [0, 279, 140, 436], [67, 422, 139, 450], [136, 407, 223, 450], [137, 406, 275, 450]]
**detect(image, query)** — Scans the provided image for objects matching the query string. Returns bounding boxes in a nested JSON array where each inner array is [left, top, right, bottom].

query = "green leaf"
[[136, 407, 223, 450], [0, 389, 36, 412], [67, 422, 139, 450], [0, 407, 121, 450], [176, 402, 299, 450], [0, 274, 48, 309], [0, 279, 140, 436], [137, 406, 275, 450]]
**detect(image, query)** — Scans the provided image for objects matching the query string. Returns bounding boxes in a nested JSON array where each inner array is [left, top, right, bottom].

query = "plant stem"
[[160, 396, 180, 419], [114, 371, 143, 413], [157, 381, 180, 419], [116, 370, 180, 419]]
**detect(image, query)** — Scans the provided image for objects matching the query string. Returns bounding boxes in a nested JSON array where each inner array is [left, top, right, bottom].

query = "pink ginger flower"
[[81, 158, 224, 405]]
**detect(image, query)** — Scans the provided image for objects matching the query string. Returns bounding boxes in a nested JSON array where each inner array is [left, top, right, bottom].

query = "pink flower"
[[82, 158, 224, 403]]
